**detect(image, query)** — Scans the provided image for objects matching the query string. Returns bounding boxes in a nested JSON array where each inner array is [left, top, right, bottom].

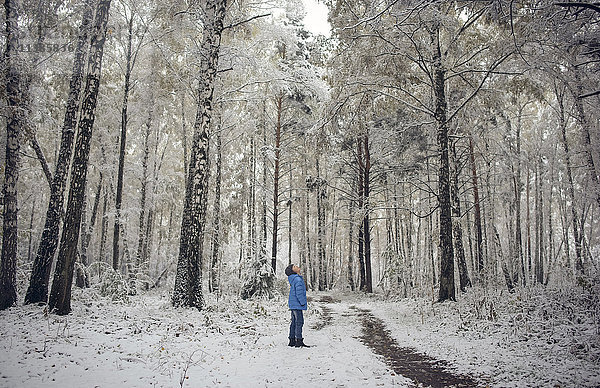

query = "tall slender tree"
[[271, 94, 283, 272], [172, 0, 227, 309], [24, 0, 94, 305], [48, 0, 113, 315], [0, 0, 26, 310]]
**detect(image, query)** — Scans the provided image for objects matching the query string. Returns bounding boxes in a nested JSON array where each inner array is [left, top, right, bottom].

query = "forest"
[[0, 0, 599, 386]]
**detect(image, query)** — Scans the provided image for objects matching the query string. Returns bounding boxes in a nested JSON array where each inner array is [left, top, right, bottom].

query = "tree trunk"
[[99, 185, 109, 270], [495, 225, 515, 292], [271, 95, 283, 272], [347, 199, 355, 290], [113, 13, 135, 272], [572, 72, 600, 210], [432, 25, 455, 302], [299, 149, 308, 285], [468, 137, 484, 278], [357, 137, 366, 291], [81, 173, 102, 285], [29, 134, 52, 187], [451, 141, 471, 292], [287, 170, 293, 266], [316, 159, 327, 291], [0, 0, 25, 310], [245, 137, 255, 267], [362, 133, 373, 293], [260, 112, 268, 263], [535, 162, 544, 284], [24, 0, 93, 305], [515, 108, 525, 286], [557, 86, 585, 275], [426, 158, 436, 286], [526, 167, 532, 281], [75, 191, 89, 288], [182, 97, 188, 180], [27, 198, 36, 262], [137, 85, 153, 291], [172, 0, 226, 309], [209, 125, 222, 293], [302, 149, 311, 288], [48, 0, 112, 315]]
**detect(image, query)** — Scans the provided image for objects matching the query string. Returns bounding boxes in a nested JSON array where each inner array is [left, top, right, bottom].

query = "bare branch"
[[223, 13, 271, 30], [580, 89, 600, 98], [555, 2, 600, 13], [343, 0, 402, 30]]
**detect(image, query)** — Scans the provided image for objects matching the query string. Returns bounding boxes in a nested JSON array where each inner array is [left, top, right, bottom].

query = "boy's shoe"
[[288, 338, 295, 347], [294, 338, 311, 348]]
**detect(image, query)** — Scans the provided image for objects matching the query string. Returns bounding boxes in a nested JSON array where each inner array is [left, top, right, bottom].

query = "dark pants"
[[289, 309, 304, 339]]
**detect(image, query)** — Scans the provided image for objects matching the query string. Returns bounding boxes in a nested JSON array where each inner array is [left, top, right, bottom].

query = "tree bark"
[[137, 85, 153, 291], [534, 162, 544, 284], [468, 136, 484, 280], [113, 13, 135, 272], [48, 0, 112, 315], [209, 125, 222, 293], [316, 159, 327, 291], [515, 108, 525, 285], [27, 198, 36, 262], [347, 198, 355, 291], [432, 24, 455, 302], [29, 134, 52, 187], [75, 190, 90, 288], [0, 0, 25, 310], [80, 173, 102, 286], [24, 0, 93, 305], [245, 136, 256, 267], [451, 141, 471, 292], [557, 86, 585, 275], [362, 133, 373, 293], [495, 225, 515, 292], [271, 95, 283, 272], [357, 137, 366, 291], [172, 0, 226, 309], [572, 72, 600, 211], [287, 170, 293, 266]]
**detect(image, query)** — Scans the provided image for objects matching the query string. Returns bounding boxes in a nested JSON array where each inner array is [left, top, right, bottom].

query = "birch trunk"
[[48, 0, 112, 315], [0, 0, 25, 310], [25, 0, 93, 305], [172, 0, 227, 309]]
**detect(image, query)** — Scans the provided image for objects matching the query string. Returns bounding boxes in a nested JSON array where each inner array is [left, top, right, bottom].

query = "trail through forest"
[[1, 288, 598, 387], [312, 295, 482, 388]]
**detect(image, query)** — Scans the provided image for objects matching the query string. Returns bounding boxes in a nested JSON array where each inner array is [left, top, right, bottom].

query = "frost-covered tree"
[[172, 0, 227, 310], [48, 0, 113, 315]]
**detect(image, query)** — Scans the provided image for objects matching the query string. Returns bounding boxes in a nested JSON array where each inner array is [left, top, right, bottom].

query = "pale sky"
[[301, 0, 331, 37]]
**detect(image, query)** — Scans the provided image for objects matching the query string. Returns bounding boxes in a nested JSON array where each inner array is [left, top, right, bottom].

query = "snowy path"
[[310, 295, 481, 388], [0, 290, 411, 387], [1, 288, 598, 387]]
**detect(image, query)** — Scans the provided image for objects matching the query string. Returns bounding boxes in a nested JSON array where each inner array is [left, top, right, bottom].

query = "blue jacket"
[[288, 274, 307, 310]]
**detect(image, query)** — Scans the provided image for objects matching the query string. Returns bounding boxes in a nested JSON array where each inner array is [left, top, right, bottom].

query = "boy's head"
[[285, 264, 300, 276]]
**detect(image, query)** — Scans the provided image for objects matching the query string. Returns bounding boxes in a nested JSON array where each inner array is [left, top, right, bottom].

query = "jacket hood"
[[288, 273, 300, 284]]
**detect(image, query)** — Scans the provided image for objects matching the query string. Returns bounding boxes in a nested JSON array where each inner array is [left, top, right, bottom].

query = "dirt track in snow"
[[313, 295, 482, 388]]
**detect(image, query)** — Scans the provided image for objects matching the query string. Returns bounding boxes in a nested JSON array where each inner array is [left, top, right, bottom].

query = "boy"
[[285, 264, 310, 348]]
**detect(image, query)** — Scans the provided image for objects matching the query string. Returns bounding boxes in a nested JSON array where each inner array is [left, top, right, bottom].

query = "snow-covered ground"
[[1, 284, 598, 387]]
